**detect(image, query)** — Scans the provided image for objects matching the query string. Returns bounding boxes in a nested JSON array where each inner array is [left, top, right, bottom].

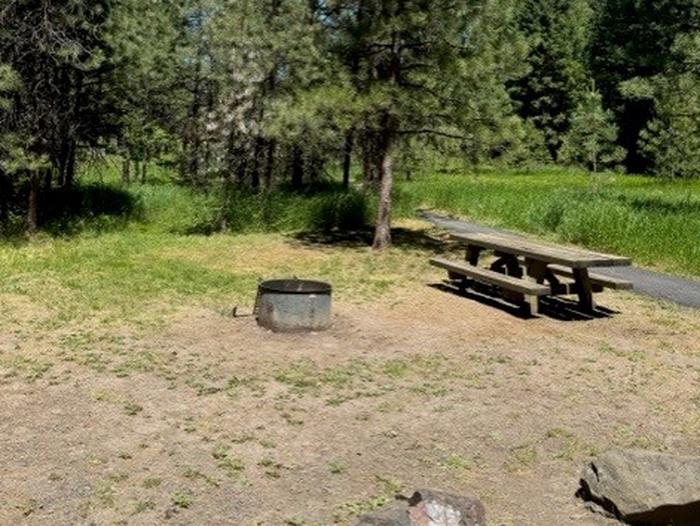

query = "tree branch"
[[398, 129, 468, 140]]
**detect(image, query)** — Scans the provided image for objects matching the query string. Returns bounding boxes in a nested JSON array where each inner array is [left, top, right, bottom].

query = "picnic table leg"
[[573, 268, 596, 312], [491, 252, 523, 277], [465, 244, 482, 266], [525, 258, 547, 284], [525, 258, 567, 293]]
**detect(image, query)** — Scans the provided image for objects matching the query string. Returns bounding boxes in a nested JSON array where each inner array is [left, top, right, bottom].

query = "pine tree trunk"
[[362, 142, 376, 189], [291, 146, 303, 190], [122, 156, 131, 184], [372, 126, 394, 251], [0, 170, 10, 230], [342, 129, 354, 190], [43, 168, 53, 192], [263, 140, 276, 190], [592, 149, 598, 174], [371, 16, 399, 251], [250, 137, 264, 190], [26, 171, 39, 234], [141, 159, 147, 184], [308, 153, 322, 183], [57, 141, 69, 187], [236, 154, 248, 186], [220, 177, 233, 233], [63, 140, 76, 189]]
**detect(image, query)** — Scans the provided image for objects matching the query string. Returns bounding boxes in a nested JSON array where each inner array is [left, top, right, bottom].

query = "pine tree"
[[633, 33, 700, 178], [559, 87, 625, 172], [323, 0, 528, 249], [589, 0, 700, 172], [0, 0, 117, 230], [511, 0, 594, 158], [0, 64, 22, 229], [106, 0, 187, 184]]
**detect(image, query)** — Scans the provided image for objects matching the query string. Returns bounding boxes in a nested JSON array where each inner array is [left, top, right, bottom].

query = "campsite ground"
[[1, 220, 698, 525]]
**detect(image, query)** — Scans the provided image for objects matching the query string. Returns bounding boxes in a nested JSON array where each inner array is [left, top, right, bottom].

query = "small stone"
[[354, 489, 486, 526]]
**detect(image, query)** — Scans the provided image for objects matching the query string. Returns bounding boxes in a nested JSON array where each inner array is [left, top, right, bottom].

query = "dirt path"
[[1, 279, 699, 525], [420, 210, 700, 310]]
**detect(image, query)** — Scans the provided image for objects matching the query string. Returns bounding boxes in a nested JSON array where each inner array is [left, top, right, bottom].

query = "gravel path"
[[420, 210, 700, 310]]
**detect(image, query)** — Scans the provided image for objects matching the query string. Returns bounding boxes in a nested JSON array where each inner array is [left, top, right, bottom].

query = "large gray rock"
[[355, 489, 486, 526], [577, 449, 700, 525]]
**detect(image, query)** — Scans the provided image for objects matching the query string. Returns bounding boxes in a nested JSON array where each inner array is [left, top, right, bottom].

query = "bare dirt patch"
[[1, 263, 699, 525]]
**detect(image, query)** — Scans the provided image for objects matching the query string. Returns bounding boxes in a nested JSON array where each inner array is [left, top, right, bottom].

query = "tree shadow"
[[614, 193, 700, 216], [41, 184, 143, 236], [430, 281, 618, 321], [290, 226, 455, 253]]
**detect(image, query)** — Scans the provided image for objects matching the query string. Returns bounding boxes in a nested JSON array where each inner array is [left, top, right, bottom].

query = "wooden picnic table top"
[[451, 232, 632, 269]]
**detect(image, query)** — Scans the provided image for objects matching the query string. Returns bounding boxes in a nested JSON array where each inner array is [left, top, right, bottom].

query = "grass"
[[212, 445, 245, 478], [171, 490, 194, 509], [0, 228, 429, 332], [4, 159, 699, 282], [395, 166, 700, 277]]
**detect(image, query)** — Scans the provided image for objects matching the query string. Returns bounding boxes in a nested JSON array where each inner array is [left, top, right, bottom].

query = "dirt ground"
[[1, 270, 699, 525]]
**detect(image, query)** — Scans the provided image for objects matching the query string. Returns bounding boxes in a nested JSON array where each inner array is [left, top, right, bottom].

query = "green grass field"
[[2, 163, 699, 290], [395, 167, 700, 277]]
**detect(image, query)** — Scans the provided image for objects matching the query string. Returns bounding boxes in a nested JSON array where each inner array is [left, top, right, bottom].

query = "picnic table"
[[430, 232, 633, 316]]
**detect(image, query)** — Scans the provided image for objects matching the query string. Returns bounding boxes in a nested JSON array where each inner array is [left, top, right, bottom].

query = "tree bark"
[[250, 137, 264, 190], [0, 170, 10, 229], [372, 125, 395, 250], [263, 140, 276, 190], [308, 152, 323, 183], [26, 171, 39, 234], [235, 152, 248, 186], [122, 155, 131, 184], [291, 146, 304, 190], [362, 149, 374, 188], [342, 129, 354, 190], [63, 139, 76, 189], [43, 168, 53, 192], [57, 141, 69, 187], [186, 53, 204, 185], [141, 159, 147, 184]]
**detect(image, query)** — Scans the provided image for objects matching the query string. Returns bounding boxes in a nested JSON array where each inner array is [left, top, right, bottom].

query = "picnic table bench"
[[430, 232, 632, 316]]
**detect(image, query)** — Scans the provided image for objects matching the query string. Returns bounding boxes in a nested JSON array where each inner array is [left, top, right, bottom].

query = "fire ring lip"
[[258, 279, 331, 295]]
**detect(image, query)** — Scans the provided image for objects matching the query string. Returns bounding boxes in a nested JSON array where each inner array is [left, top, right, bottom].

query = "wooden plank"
[[548, 264, 633, 290], [430, 257, 550, 295], [451, 232, 632, 268]]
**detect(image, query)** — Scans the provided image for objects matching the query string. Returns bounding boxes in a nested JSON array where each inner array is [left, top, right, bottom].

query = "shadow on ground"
[[291, 226, 454, 253], [292, 228, 618, 321], [1, 184, 141, 240], [41, 184, 142, 235], [430, 282, 618, 322]]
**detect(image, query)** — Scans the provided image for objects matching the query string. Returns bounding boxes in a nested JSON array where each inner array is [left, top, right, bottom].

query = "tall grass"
[[216, 187, 370, 234], [395, 167, 700, 276], [4, 158, 700, 277]]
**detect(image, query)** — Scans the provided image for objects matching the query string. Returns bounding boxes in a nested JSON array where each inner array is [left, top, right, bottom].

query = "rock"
[[577, 449, 700, 526], [355, 489, 486, 526]]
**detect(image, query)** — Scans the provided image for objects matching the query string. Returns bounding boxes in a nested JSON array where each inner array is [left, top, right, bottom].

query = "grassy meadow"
[[34, 162, 700, 278], [396, 167, 700, 277], [2, 162, 700, 334]]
